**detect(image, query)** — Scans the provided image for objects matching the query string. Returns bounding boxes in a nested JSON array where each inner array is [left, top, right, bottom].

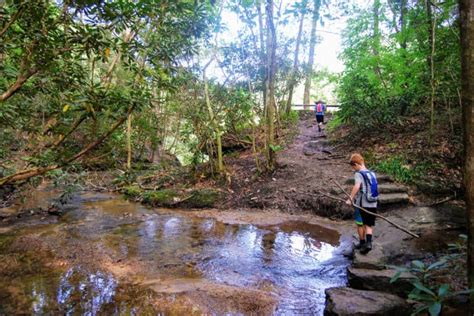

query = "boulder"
[[142, 189, 179, 207], [347, 267, 415, 297], [324, 287, 410, 316], [181, 189, 221, 208]]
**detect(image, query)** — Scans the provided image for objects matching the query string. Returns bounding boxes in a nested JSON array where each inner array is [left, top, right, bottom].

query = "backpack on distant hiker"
[[316, 103, 323, 113], [358, 170, 379, 202]]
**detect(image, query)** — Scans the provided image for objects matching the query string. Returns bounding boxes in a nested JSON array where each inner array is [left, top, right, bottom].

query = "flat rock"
[[324, 287, 410, 316], [347, 267, 415, 297], [0, 207, 18, 218], [378, 193, 409, 205], [378, 183, 408, 194], [303, 147, 317, 156], [353, 245, 385, 270]]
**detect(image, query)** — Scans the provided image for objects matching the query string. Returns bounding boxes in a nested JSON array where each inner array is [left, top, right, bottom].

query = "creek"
[[0, 191, 350, 315]]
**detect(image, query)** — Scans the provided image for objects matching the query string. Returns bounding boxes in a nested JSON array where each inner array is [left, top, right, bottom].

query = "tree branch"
[[0, 5, 25, 38], [0, 67, 39, 102]]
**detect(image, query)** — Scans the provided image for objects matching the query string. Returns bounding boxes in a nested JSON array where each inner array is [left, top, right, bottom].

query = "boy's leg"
[[354, 208, 366, 249], [360, 225, 373, 254], [360, 209, 376, 254]]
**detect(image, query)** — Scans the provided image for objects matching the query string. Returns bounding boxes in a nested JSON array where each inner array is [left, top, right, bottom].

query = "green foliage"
[[338, 0, 460, 130], [122, 185, 142, 199], [0, 0, 216, 176], [389, 235, 474, 315], [269, 144, 283, 152], [281, 110, 299, 126], [47, 169, 84, 205], [374, 156, 419, 183], [373, 156, 438, 184], [326, 112, 344, 132]]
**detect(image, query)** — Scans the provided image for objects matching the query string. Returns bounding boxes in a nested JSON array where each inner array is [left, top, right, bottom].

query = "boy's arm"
[[345, 182, 361, 205]]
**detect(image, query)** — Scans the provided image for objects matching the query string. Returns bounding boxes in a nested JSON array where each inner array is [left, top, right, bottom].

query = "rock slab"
[[347, 267, 415, 297], [324, 287, 410, 316], [352, 245, 386, 270]]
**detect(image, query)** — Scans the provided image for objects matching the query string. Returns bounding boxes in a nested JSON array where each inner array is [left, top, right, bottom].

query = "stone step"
[[378, 183, 408, 194], [347, 267, 415, 297], [324, 287, 410, 316], [344, 174, 393, 185], [379, 193, 410, 205]]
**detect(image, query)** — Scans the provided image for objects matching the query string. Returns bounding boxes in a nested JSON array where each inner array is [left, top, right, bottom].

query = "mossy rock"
[[181, 189, 221, 208], [142, 189, 179, 207], [122, 185, 143, 198]]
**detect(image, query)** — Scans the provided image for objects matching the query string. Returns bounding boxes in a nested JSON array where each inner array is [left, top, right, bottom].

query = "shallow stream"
[[0, 192, 349, 315]]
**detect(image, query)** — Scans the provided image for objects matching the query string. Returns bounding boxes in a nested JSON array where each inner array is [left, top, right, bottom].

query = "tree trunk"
[[400, 0, 407, 50], [203, 64, 224, 174], [257, 1, 267, 112], [427, 0, 437, 140], [285, 7, 306, 115], [265, 0, 277, 171], [126, 113, 132, 170], [460, 0, 474, 311], [303, 0, 321, 107]]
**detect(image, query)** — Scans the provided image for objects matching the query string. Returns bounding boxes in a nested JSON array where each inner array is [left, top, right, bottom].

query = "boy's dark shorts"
[[316, 114, 324, 123], [359, 207, 377, 226]]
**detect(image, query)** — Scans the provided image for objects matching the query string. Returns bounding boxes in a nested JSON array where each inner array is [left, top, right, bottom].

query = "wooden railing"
[[291, 104, 340, 110]]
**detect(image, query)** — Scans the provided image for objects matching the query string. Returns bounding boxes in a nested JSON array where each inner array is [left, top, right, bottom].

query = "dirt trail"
[[228, 114, 353, 217]]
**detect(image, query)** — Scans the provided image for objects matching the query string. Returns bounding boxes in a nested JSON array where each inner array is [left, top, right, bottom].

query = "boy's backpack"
[[316, 103, 323, 113], [358, 170, 379, 202]]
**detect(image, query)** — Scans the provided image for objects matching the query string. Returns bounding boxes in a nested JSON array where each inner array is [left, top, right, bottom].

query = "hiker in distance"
[[345, 153, 379, 254], [314, 100, 326, 133]]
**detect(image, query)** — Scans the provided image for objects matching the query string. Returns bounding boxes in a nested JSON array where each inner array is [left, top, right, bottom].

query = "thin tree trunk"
[[286, 8, 305, 115], [303, 0, 321, 107], [203, 61, 224, 174], [400, 0, 407, 50], [459, 0, 474, 311], [126, 113, 132, 170], [102, 29, 135, 86], [371, 0, 388, 91], [257, 1, 267, 111], [265, 0, 277, 171], [428, 0, 437, 140], [42, 113, 88, 151]]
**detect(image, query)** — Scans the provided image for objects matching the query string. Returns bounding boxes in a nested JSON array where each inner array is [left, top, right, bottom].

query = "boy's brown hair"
[[350, 153, 364, 165]]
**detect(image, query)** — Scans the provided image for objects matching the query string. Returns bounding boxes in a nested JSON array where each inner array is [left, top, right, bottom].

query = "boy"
[[314, 100, 326, 132], [345, 153, 378, 254]]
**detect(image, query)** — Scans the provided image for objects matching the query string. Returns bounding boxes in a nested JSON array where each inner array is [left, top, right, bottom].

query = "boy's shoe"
[[354, 242, 365, 250], [360, 241, 372, 254]]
